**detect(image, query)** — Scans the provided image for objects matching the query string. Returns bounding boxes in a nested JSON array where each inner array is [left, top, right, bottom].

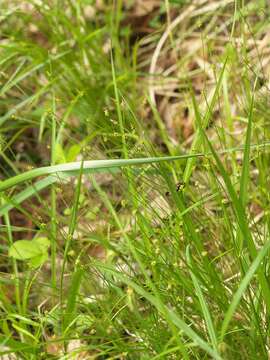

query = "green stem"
[[4, 211, 21, 313], [50, 92, 57, 289]]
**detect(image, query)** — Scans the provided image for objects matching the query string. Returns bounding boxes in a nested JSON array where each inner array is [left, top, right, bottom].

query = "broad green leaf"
[[34, 237, 50, 251], [9, 240, 43, 260], [66, 144, 81, 162], [55, 143, 66, 164], [9, 237, 50, 269], [28, 252, 48, 269]]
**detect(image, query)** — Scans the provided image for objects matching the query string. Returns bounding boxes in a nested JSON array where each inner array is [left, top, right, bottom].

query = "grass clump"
[[1, 1, 270, 359]]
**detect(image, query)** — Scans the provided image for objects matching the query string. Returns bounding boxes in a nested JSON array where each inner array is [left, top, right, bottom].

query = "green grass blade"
[[60, 160, 84, 311], [186, 246, 219, 352], [195, 114, 270, 313], [0, 154, 201, 193], [111, 52, 127, 159], [0, 174, 69, 216], [62, 266, 84, 332], [220, 239, 270, 341], [95, 262, 223, 360], [2, 139, 270, 194], [239, 84, 255, 206], [183, 56, 228, 184], [1, 141, 270, 216], [50, 90, 57, 288]]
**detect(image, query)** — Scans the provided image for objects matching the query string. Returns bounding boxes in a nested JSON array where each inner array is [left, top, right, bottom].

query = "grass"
[[1, 0, 270, 359]]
